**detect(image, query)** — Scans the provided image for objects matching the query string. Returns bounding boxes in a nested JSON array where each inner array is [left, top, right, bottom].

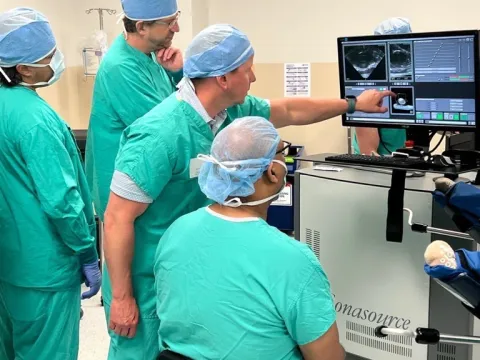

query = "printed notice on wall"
[[284, 63, 311, 97], [271, 185, 292, 207]]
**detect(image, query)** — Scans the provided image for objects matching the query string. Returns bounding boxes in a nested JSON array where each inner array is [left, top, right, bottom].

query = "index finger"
[[380, 90, 396, 98]]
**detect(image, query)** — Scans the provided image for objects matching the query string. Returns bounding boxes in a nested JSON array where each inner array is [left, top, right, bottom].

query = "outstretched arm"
[[269, 89, 394, 128]]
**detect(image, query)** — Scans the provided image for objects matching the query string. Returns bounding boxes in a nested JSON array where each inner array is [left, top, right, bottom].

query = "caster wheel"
[[101, 296, 104, 306], [80, 307, 84, 320]]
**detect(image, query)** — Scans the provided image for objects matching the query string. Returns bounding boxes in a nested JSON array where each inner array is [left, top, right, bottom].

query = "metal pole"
[[439, 334, 480, 345], [426, 226, 474, 241], [347, 127, 352, 154], [85, 8, 117, 31], [377, 327, 480, 346], [98, 9, 104, 31]]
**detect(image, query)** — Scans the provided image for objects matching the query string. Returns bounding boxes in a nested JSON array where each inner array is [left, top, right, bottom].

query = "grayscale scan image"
[[344, 44, 386, 81], [389, 43, 413, 81]]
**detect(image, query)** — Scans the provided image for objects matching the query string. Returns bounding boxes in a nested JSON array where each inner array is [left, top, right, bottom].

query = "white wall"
[[208, 0, 480, 63]]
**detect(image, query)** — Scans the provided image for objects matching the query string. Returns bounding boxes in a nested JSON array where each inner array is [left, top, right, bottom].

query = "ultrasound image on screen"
[[390, 86, 414, 115], [344, 44, 387, 81], [389, 43, 412, 81]]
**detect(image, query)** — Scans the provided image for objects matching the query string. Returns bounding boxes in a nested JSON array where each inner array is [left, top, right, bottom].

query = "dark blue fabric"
[[425, 250, 480, 281], [433, 182, 480, 227], [424, 252, 464, 281]]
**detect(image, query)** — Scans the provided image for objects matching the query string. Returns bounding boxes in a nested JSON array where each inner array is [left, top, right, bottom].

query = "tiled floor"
[[79, 288, 109, 360]]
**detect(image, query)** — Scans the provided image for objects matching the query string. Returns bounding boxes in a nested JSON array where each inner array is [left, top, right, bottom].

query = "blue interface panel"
[[339, 32, 478, 129]]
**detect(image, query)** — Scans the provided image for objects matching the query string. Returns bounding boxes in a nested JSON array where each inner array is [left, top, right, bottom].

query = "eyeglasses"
[[276, 140, 292, 155], [154, 11, 181, 29]]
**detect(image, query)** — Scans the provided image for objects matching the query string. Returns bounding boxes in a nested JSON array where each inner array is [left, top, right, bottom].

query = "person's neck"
[[126, 34, 153, 55], [194, 82, 231, 118], [210, 203, 270, 220]]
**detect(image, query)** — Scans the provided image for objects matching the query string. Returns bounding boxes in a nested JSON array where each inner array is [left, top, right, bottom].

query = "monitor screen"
[[338, 30, 480, 131]]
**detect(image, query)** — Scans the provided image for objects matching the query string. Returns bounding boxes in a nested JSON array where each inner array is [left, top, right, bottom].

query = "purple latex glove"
[[81, 261, 102, 299]]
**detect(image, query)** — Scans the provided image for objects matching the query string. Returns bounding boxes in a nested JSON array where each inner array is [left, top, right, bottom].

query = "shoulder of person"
[[259, 222, 322, 268], [161, 207, 209, 243], [3, 89, 64, 137], [126, 93, 182, 135]]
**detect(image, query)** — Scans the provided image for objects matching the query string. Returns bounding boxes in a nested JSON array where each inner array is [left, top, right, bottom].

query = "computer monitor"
[[338, 30, 480, 132]]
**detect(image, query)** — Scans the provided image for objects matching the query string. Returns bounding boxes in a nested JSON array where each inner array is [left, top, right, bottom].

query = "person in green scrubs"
[[0, 7, 101, 360], [102, 24, 394, 360], [353, 17, 411, 155], [154, 116, 345, 360], [85, 0, 183, 223]]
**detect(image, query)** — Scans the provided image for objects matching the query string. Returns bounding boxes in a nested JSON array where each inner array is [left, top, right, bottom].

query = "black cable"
[[378, 130, 444, 156], [378, 129, 394, 154]]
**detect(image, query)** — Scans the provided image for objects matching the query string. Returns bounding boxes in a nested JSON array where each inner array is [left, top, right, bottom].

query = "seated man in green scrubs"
[[102, 24, 393, 358], [353, 17, 411, 155], [154, 116, 345, 360]]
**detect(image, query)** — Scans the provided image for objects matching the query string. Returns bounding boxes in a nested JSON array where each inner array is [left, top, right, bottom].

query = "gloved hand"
[[81, 261, 102, 299]]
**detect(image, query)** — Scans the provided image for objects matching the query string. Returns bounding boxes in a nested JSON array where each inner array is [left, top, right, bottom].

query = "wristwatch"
[[345, 95, 357, 114]]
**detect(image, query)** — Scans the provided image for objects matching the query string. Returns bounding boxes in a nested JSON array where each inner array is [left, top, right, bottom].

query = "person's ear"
[[136, 21, 148, 35], [16, 65, 33, 80], [265, 163, 280, 184], [216, 75, 228, 90]]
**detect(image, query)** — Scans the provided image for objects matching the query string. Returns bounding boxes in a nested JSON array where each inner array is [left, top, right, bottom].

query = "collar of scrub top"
[[177, 77, 227, 135]]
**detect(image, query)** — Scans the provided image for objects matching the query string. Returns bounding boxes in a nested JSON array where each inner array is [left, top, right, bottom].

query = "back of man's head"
[[374, 17, 412, 35], [184, 24, 254, 79], [198, 116, 280, 205]]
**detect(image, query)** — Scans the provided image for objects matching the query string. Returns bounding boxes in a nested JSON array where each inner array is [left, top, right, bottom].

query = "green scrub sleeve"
[[19, 123, 98, 261], [103, 62, 166, 127], [228, 95, 271, 120], [286, 263, 337, 346], [115, 133, 175, 201]]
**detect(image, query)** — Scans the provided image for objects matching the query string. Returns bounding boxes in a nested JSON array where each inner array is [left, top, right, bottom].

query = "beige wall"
[[251, 63, 348, 155], [1, 0, 478, 150], [0, 0, 200, 129]]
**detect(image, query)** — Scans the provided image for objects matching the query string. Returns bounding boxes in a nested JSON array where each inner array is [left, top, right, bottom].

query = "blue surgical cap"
[[184, 24, 254, 79], [198, 116, 280, 204], [0, 7, 56, 67], [121, 0, 178, 21], [374, 17, 412, 35]]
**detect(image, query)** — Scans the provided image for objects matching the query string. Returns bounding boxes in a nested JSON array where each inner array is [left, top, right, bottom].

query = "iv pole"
[[82, 8, 116, 78], [85, 8, 117, 31]]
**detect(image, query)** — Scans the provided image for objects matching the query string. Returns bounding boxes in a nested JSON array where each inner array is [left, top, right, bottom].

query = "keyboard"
[[324, 154, 428, 169]]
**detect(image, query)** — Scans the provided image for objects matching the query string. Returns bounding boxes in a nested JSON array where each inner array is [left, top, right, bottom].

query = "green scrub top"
[[155, 207, 336, 359], [102, 93, 271, 315], [353, 128, 406, 155], [0, 86, 97, 290], [85, 34, 182, 220]]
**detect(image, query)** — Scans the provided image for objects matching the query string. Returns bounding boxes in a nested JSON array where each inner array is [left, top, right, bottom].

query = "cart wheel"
[[80, 307, 84, 320], [101, 296, 104, 306]]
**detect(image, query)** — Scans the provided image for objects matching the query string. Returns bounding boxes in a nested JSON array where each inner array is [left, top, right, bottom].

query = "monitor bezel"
[[337, 29, 480, 132]]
